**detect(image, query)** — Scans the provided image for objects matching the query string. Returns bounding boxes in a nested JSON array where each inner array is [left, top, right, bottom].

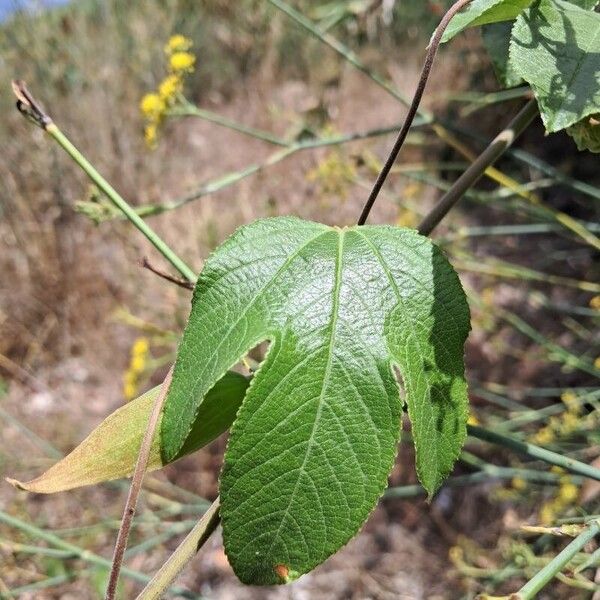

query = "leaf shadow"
[[512, 0, 600, 129]]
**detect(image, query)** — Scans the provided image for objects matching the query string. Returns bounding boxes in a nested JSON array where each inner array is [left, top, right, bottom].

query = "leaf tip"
[[5, 477, 28, 491]]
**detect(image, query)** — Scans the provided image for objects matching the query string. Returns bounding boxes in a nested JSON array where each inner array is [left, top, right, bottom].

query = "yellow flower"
[[539, 501, 555, 525], [123, 337, 150, 399], [132, 337, 150, 357], [140, 93, 165, 120], [532, 426, 554, 445], [165, 34, 192, 55], [511, 477, 527, 491], [123, 380, 137, 401], [170, 51, 196, 73], [560, 411, 579, 434], [123, 370, 138, 401], [595, 356, 600, 370], [131, 354, 146, 373], [590, 295, 600, 310], [467, 412, 480, 426], [158, 74, 182, 103], [558, 481, 578, 504], [144, 123, 158, 148], [307, 151, 356, 197], [561, 390, 580, 414]]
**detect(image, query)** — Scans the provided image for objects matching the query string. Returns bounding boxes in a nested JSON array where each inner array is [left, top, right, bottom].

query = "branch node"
[[141, 257, 195, 290]]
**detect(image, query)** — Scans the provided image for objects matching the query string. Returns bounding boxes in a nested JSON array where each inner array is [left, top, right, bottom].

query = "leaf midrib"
[[265, 229, 346, 560]]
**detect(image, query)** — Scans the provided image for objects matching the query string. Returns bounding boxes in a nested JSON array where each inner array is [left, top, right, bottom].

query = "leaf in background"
[[482, 22, 524, 87], [7, 371, 248, 493], [442, 0, 532, 42], [510, 0, 600, 132], [162, 216, 470, 584], [567, 114, 600, 152]]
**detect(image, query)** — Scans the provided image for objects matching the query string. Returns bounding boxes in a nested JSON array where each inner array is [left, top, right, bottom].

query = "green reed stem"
[[515, 520, 600, 599], [169, 103, 288, 146], [46, 124, 196, 283], [418, 100, 538, 234], [135, 498, 220, 600], [468, 425, 600, 482], [0, 510, 201, 599]]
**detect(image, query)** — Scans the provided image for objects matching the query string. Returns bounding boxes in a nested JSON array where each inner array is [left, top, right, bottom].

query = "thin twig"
[[141, 257, 195, 290], [418, 99, 538, 235], [105, 367, 174, 600], [0, 510, 200, 598], [357, 0, 473, 225], [12, 81, 197, 283]]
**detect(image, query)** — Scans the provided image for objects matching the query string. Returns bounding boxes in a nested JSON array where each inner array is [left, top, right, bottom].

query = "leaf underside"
[[162, 217, 470, 585], [8, 371, 248, 494]]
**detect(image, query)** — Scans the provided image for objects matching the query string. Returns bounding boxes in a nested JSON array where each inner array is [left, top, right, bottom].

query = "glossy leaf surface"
[[161, 217, 470, 584]]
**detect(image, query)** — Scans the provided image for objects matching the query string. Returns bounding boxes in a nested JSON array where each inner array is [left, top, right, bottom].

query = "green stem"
[[135, 498, 220, 600], [169, 103, 288, 147], [132, 123, 423, 218], [46, 124, 196, 283], [384, 467, 574, 499], [516, 520, 600, 599], [418, 100, 538, 235], [0, 510, 201, 599], [468, 425, 600, 482]]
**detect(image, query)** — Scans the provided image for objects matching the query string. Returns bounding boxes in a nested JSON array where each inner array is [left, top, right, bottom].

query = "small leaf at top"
[[442, 0, 533, 42], [8, 371, 248, 493], [161, 217, 470, 585], [510, 0, 600, 132]]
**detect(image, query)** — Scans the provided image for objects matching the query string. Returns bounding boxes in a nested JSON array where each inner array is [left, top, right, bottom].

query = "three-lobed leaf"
[[8, 371, 248, 493], [161, 216, 470, 585]]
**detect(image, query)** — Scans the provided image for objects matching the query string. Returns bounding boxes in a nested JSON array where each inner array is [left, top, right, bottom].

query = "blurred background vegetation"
[[0, 1, 598, 598]]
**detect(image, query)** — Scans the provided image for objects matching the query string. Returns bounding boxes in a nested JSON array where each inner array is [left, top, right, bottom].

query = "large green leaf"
[[8, 371, 248, 493], [510, 0, 600, 132], [443, 0, 532, 42], [161, 216, 470, 584]]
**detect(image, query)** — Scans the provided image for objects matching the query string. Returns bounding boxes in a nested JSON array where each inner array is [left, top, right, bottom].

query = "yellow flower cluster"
[[140, 34, 195, 148], [123, 337, 150, 400], [531, 390, 581, 445], [307, 151, 357, 198], [539, 476, 579, 525]]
